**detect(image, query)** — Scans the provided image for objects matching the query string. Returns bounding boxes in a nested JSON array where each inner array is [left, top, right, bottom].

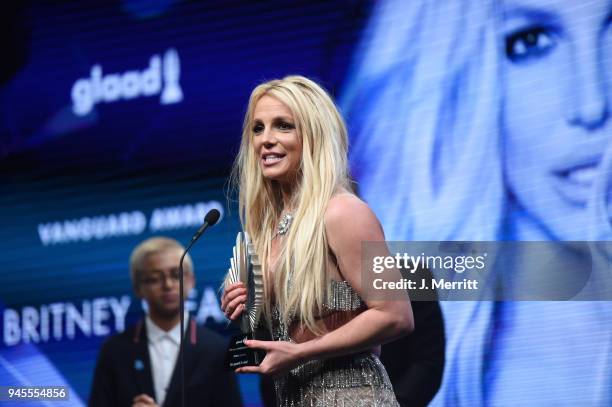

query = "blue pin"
[[134, 359, 144, 371]]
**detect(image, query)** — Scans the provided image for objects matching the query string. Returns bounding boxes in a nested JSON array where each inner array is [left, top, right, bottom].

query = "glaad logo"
[[71, 48, 183, 116]]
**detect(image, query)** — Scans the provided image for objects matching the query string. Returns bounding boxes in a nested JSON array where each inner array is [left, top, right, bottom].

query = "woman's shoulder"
[[324, 192, 382, 236], [326, 191, 366, 218]]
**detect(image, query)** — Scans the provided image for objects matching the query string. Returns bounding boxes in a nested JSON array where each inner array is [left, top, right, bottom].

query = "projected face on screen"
[[342, 1, 612, 406], [501, 0, 612, 240]]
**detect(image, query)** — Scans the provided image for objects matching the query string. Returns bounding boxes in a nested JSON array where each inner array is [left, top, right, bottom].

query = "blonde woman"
[[221, 75, 413, 406]]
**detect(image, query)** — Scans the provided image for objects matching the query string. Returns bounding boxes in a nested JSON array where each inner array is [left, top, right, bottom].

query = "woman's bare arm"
[[238, 194, 414, 375], [296, 194, 414, 361]]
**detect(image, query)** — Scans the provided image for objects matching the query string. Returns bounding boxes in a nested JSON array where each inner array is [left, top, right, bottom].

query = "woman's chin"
[[524, 203, 590, 241]]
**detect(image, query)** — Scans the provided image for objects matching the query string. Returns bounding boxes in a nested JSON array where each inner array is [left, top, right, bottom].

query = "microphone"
[[178, 208, 220, 407], [192, 208, 221, 242]]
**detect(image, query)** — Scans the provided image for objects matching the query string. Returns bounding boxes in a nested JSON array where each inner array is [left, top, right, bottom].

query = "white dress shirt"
[[145, 315, 188, 406]]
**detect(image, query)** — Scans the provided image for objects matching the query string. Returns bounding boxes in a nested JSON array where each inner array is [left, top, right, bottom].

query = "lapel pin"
[[134, 359, 145, 371]]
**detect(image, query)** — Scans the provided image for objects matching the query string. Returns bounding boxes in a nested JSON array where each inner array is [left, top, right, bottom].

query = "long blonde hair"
[[231, 75, 350, 334]]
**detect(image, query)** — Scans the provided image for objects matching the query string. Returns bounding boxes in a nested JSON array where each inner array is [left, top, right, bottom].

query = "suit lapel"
[[132, 320, 156, 400], [163, 318, 199, 407]]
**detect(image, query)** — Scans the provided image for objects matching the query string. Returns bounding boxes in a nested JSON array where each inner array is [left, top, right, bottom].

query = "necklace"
[[274, 213, 294, 238]]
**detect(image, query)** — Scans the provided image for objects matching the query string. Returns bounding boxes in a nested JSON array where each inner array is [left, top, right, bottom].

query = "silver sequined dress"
[[270, 280, 399, 407]]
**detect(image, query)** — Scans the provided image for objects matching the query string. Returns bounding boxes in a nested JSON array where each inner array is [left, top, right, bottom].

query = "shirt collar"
[[145, 313, 189, 346]]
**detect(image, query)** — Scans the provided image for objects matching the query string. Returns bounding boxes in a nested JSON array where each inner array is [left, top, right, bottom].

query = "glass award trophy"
[[224, 232, 264, 369]]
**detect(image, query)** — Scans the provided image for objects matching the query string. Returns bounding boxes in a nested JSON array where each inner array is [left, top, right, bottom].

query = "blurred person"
[[89, 237, 242, 407], [380, 293, 445, 406], [342, 0, 612, 405]]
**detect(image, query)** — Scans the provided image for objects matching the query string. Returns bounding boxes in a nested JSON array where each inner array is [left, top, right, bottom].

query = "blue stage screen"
[[1, 0, 611, 406]]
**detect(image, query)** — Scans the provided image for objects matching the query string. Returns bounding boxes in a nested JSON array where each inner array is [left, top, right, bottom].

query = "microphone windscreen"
[[204, 209, 221, 226]]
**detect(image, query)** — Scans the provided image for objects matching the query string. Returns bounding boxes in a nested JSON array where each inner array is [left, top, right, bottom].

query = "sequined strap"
[[325, 280, 364, 311]]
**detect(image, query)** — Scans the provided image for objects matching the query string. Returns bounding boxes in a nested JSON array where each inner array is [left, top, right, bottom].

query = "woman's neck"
[[506, 201, 550, 240], [279, 183, 295, 211]]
